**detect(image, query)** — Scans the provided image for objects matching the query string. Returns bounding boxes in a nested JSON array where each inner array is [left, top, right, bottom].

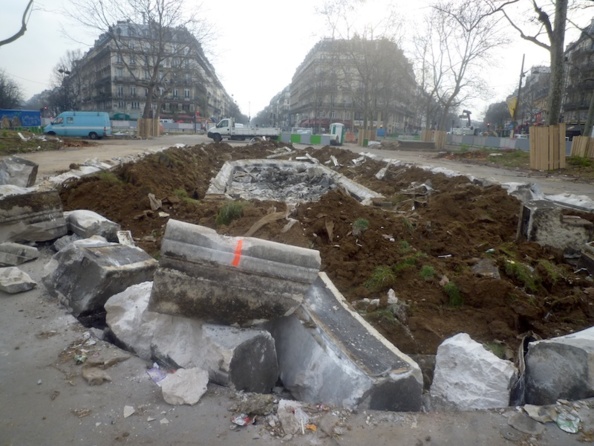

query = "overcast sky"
[[1, 0, 556, 119]]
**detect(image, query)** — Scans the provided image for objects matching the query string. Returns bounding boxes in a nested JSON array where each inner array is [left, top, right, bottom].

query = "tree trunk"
[[546, 0, 567, 125], [584, 91, 594, 138]]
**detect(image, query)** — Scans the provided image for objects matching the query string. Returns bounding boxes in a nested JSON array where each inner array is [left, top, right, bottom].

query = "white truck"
[[207, 118, 280, 142]]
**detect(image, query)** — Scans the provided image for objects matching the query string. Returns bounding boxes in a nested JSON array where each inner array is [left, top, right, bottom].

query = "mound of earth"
[[58, 141, 594, 357]]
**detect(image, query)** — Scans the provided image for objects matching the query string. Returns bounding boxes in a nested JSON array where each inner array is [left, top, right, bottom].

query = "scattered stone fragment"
[[116, 230, 135, 246], [507, 412, 545, 436], [0, 267, 37, 294], [430, 333, 518, 410], [0, 156, 38, 187], [123, 405, 135, 418], [65, 210, 121, 242], [82, 367, 112, 385], [523, 404, 556, 423], [231, 393, 276, 416], [160, 368, 209, 406], [471, 258, 501, 279], [0, 242, 39, 266]]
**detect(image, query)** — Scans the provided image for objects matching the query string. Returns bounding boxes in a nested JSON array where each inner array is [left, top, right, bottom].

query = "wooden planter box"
[[529, 124, 566, 170], [570, 136, 594, 158]]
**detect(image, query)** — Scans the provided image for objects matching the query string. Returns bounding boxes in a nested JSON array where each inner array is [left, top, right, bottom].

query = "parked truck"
[[207, 118, 280, 142]]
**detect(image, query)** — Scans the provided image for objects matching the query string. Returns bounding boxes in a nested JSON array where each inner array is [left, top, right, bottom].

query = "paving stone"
[[42, 242, 157, 316]]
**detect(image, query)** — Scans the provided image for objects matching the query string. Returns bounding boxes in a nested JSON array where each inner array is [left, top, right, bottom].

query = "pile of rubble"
[[1, 152, 593, 428]]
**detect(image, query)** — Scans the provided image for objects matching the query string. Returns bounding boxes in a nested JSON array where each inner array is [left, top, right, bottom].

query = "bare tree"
[[0, 70, 24, 108], [416, 0, 510, 131], [66, 0, 213, 119], [47, 50, 84, 114], [0, 0, 34, 47]]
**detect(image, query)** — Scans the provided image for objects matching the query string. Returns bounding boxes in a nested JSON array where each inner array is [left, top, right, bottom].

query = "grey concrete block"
[[43, 242, 158, 316], [517, 200, 594, 252], [268, 273, 423, 411], [105, 283, 279, 393], [149, 220, 320, 325], [525, 327, 594, 405], [66, 210, 121, 242], [0, 267, 37, 294], [0, 156, 38, 187], [0, 186, 67, 243], [0, 242, 39, 266]]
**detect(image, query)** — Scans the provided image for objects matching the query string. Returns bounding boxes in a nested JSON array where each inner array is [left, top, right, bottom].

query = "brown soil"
[[58, 141, 594, 357]]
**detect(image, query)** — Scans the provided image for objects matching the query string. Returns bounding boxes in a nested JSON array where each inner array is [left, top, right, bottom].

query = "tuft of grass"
[[504, 260, 539, 293], [444, 282, 463, 307], [365, 266, 396, 291], [352, 218, 369, 236], [420, 265, 435, 281], [173, 188, 198, 204], [483, 342, 507, 359], [567, 156, 593, 168], [537, 259, 561, 285], [97, 171, 122, 184], [215, 201, 244, 226], [398, 240, 412, 254]]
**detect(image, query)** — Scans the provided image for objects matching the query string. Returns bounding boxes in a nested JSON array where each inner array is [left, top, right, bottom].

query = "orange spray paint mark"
[[232, 239, 243, 267]]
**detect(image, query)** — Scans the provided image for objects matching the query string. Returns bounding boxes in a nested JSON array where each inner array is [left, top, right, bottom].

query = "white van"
[[44, 111, 112, 139]]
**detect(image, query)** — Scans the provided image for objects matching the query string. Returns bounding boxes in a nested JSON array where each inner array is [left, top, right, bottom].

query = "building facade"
[[69, 21, 232, 123], [287, 38, 418, 134]]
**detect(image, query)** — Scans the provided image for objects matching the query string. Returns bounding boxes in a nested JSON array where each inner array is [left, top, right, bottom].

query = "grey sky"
[[1, 0, 557, 119]]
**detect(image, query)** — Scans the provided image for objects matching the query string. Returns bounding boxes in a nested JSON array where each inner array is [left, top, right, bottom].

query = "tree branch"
[[0, 0, 34, 47]]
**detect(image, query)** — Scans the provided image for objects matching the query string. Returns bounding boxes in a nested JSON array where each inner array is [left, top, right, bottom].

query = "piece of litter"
[[147, 417, 156, 422], [123, 405, 135, 418], [37, 379, 42, 385], [556, 412, 580, 434], [232, 414, 255, 427], [160, 418, 169, 425]]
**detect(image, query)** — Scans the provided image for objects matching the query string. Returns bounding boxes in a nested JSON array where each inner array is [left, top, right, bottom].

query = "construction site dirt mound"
[[58, 141, 594, 357]]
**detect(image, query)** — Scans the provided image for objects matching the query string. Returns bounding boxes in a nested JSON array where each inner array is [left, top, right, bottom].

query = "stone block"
[[66, 210, 121, 242], [0, 267, 37, 294], [160, 367, 209, 406], [525, 327, 594, 405], [0, 186, 67, 243], [268, 273, 423, 411], [0, 242, 39, 266], [149, 219, 321, 325], [430, 333, 518, 410], [105, 283, 279, 393], [42, 242, 157, 316], [0, 156, 38, 187], [517, 200, 594, 252]]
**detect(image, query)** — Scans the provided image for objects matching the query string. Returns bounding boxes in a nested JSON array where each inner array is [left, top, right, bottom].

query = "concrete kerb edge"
[[204, 159, 384, 203], [316, 272, 423, 385]]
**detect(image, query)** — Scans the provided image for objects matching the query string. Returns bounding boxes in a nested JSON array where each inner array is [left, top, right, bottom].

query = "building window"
[[173, 89, 178, 97], [117, 86, 124, 97], [182, 104, 190, 112], [116, 67, 123, 77], [145, 88, 149, 97], [116, 53, 123, 63], [118, 101, 126, 109], [130, 86, 136, 97], [184, 88, 190, 98], [130, 54, 136, 65], [131, 101, 140, 109]]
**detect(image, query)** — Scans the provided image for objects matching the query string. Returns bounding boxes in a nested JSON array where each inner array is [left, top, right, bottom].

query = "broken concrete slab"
[[205, 159, 384, 204], [0, 185, 67, 243], [149, 219, 321, 325], [65, 210, 121, 242], [517, 200, 594, 252], [0, 267, 37, 294], [160, 367, 209, 406], [0, 242, 39, 266], [268, 273, 423, 411], [0, 156, 38, 187], [43, 242, 157, 316], [105, 282, 279, 393], [430, 333, 518, 410], [525, 327, 594, 405]]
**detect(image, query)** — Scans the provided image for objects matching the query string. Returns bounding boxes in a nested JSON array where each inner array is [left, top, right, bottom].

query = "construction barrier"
[[570, 136, 594, 158], [529, 124, 566, 170]]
